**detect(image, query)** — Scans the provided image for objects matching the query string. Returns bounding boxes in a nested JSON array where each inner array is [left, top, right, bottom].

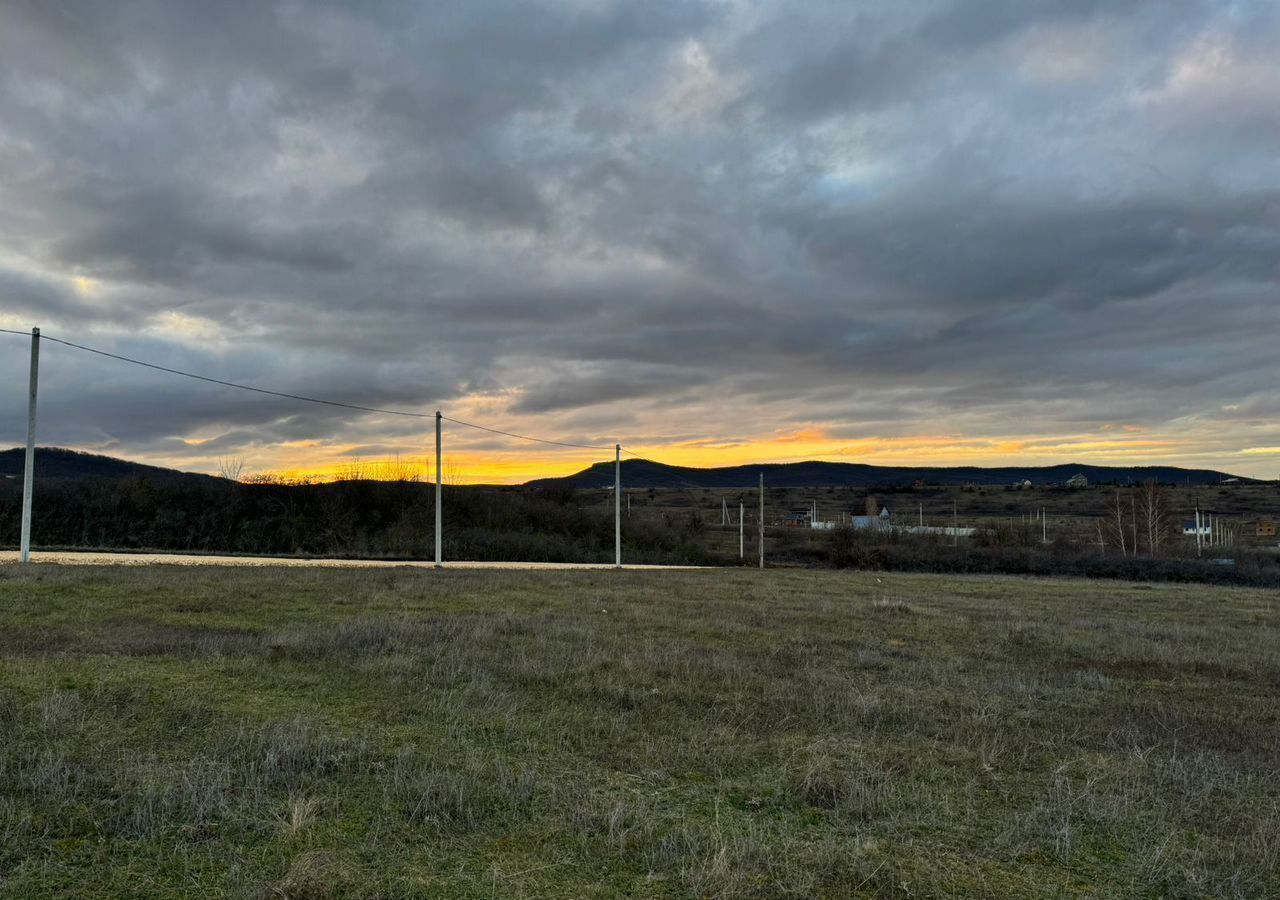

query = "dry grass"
[[0, 564, 1277, 898]]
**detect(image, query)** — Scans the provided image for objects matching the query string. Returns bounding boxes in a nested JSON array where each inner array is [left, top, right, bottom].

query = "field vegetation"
[[0, 477, 712, 566], [5, 475, 1279, 588], [2, 565, 1278, 898]]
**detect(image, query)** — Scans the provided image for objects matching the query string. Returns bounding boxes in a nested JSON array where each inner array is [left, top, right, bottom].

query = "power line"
[[42, 334, 437, 419], [12, 330, 614, 452], [0, 327, 32, 336], [442, 416, 611, 451]]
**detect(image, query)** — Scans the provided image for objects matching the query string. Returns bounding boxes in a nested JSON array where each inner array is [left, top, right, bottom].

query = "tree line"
[[0, 475, 713, 565]]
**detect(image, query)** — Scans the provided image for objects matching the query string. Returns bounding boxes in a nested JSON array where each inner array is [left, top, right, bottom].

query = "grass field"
[[1, 566, 1278, 898]]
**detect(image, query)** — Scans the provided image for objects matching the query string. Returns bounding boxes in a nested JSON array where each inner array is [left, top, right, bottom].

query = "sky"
[[1, 0, 1277, 483]]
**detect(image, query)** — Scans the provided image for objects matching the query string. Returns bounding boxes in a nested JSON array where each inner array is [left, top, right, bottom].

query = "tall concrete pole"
[[614, 444, 621, 568], [434, 411, 442, 568], [758, 472, 765, 569], [19, 327, 39, 563]]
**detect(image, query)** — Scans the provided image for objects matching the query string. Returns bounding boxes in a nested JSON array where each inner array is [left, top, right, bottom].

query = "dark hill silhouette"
[[0, 447, 1250, 490], [526, 458, 1249, 489], [0, 447, 224, 483]]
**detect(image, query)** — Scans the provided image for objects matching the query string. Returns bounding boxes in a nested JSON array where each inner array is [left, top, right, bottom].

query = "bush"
[[0, 478, 719, 566], [815, 526, 1280, 588]]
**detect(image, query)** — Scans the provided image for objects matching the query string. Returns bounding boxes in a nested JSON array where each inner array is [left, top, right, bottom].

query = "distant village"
[[771, 472, 1278, 548]]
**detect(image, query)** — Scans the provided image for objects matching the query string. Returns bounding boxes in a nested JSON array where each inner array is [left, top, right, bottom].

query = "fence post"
[[20, 327, 39, 563], [614, 444, 621, 568], [739, 501, 744, 560], [435, 411, 442, 568]]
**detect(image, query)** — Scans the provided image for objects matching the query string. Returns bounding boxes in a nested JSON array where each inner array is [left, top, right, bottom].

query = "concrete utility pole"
[[20, 327, 39, 564], [1042, 508, 1047, 544], [758, 472, 765, 569], [435, 411, 443, 568], [614, 444, 621, 569], [739, 502, 744, 559], [953, 499, 958, 546]]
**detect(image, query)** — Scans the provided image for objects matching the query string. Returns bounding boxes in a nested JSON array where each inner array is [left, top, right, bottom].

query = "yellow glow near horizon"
[[236, 427, 1271, 484], [266, 453, 601, 484]]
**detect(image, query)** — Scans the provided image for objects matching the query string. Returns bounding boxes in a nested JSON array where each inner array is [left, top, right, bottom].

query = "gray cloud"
[[1, 0, 1277, 477]]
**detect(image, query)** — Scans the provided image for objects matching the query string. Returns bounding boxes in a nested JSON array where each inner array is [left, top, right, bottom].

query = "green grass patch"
[[1, 565, 1278, 897]]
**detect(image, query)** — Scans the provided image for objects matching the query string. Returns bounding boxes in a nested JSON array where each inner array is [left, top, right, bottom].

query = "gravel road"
[[0, 551, 703, 570]]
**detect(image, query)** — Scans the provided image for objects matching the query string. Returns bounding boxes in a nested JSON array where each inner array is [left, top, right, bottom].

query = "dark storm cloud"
[[1, 0, 1277, 475]]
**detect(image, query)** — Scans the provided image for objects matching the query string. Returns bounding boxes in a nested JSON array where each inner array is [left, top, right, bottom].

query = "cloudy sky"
[[1, 0, 1277, 482]]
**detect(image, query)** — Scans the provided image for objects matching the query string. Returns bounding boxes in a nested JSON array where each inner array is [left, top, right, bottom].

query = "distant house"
[[1182, 521, 1212, 537], [782, 510, 811, 527], [1017, 479, 1033, 490], [1066, 473, 1089, 489], [849, 507, 892, 530], [1257, 520, 1277, 537], [1222, 478, 1241, 485]]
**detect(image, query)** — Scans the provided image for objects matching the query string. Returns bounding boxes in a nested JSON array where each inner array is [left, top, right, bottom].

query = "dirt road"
[[0, 551, 703, 570]]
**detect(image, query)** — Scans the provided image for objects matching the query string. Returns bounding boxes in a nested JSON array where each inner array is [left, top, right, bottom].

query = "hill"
[[1, 448, 1251, 491], [0, 447, 224, 483], [526, 458, 1249, 490]]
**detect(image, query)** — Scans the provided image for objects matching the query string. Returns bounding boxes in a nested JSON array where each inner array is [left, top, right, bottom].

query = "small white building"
[[849, 507, 892, 530]]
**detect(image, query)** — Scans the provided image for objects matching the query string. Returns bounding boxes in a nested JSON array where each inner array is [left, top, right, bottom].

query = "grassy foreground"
[[1, 567, 1277, 898]]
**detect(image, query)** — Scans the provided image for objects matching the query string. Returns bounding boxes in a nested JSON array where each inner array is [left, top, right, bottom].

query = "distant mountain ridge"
[[0, 448, 223, 483], [0, 448, 1252, 490], [526, 459, 1251, 490]]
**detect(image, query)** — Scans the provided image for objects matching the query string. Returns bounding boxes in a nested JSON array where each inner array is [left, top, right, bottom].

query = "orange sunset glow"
[[245, 426, 1269, 485]]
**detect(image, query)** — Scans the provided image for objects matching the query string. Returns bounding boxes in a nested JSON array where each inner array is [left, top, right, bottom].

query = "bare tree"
[[339, 458, 367, 482], [1137, 480, 1176, 557], [216, 455, 246, 482], [443, 457, 464, 487], [373, 454, 422, 482], [1131, 494, 1138, 555], [243, 471, 282, 485], [1102, 489, 1128, 557]]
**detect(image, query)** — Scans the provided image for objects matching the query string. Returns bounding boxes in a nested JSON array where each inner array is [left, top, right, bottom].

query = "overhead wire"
[[441, 416, 612, 451], [2, 329, 616, 452], [41, 334, 438, 419]]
